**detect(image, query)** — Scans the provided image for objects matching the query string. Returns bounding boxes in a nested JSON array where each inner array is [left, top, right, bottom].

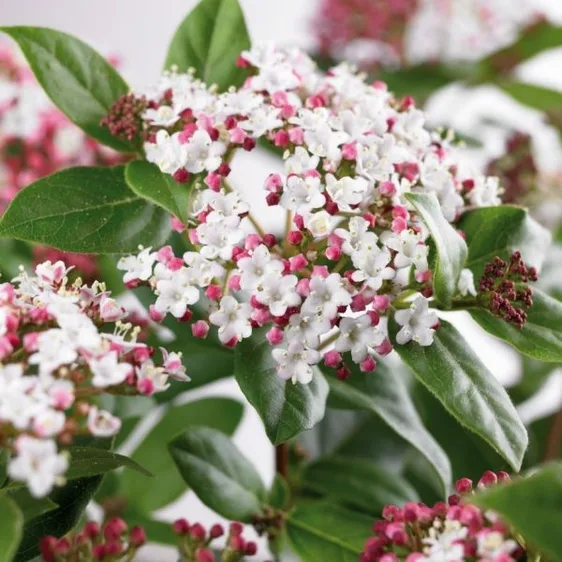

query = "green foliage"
[[390, 318, 528, 471], [0, 166, 171, 254], [0, 493, 23, 562], [125, 160, 193, 224], [303, 457, 418, 516], [286, 503, 372, 562], [471, 463, 562, 561], [405, 192, 467, 308], [268, 474, 290, 511], [164, 0, 251, 91], [235, 331, 329, 445], [327, 361, 451, 496], [0, 27, 133, 153], [169, 426, 266, 522]]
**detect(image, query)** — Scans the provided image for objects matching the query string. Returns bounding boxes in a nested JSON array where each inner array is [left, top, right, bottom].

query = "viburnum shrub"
[[1, 1, 562, 561]]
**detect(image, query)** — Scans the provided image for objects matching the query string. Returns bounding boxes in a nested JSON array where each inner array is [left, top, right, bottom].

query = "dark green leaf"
[[286, 503, 372, 562], [499, 81, 562, 113], [470, 288, 562, 362], [125, 160, 193, 224], [6, 489, 57, 521], [1, 26, 133, 153], [458, 205, 550, 281], [327, 360, 451, 496], [15, 475, 102, 561], [121, 397, 243, 513], [65, 446, 152, 480], [390, 318, 528, 471], [235, 331, 329, 445], [303, 457, 418, 516], [0, 450, 8, 488], [405, 192, 467, 308], [268, 474, 290, 510], [0, 493, 23, 562], [0, 166, 171, 254], [169, 426, 266, 522], [470, 463, 562, 561], [164, 0, 251, 91]]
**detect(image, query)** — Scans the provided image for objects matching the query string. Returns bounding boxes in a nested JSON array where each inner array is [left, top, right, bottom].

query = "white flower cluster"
[[119, 43, 492, 384], [0, 261, 187, 497]]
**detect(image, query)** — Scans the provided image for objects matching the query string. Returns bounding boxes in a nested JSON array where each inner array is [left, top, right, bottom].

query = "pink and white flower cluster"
[[0, 260, 187, 497], [313, 0, 541, 69], [361, 471, 523, 562], [117, 44, 496, 384]]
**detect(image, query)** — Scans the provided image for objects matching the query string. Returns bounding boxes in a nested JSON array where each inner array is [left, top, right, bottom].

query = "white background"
[[3, 1, 562, 560]]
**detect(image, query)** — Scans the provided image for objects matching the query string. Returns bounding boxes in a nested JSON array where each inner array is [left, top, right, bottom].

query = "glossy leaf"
[[471, 463, 562, 561], [235, 331, 329, 445], [458, 205, 550, 280], [327, 361, 451, 496], [470, 288, 562, 362], [1, 26, 133, 152], [121, 397, 243, 513], [65, 446, 152, 480], [164, 0, 251, 91], [405, 192, 467, 308], [499, 81, 562, 113], [303, 457, 418, 516], [0, 166, 171, 254], [268, 474, 290, 510], [169, 426, 266, 522], [6, 489, 57, 522], [390, 318, 528, 471], [125, 160, 192, 224], [286, 503, 372, 562], [0, 493, 23, 562], [15, 475, 102, 561]]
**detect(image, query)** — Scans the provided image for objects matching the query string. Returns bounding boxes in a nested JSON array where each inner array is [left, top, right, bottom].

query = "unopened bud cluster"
[[361, 471, 524, 562]]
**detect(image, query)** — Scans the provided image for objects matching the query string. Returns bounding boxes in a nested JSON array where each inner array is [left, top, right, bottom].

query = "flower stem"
[[275, 443, 289, 478]]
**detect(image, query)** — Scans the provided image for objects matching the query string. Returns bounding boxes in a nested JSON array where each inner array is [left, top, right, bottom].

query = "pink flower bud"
[[188, 229, 199, 245], [243, 137, 256, 151], [129, 526, 147, 547], [375, 339, 393, 356], [289, 254, 308, 272], [266, 192, 280, 206], [190, 523, 206, 540], [245, 233, 262, 250], [455, 477, 473, 494], [191, 320, 210, 339], [271, 91, 288, 107], [172, 519, 190, 535], [245, 542, 257, 555], [379, 181, 396, 197], [392, 205, 409, 220], [205, 285, 222, 301], [167, 257, 184, 271], [336, 365, 351, 380], [281, 104, 297, 119], [173, 168, 190, 184], [230, 522, 244, 536], [204, 172, 221, 191], [341, 142, 357, 160], [263, 233, 277, 248], [363, 212, 376, 227], [293, 214, 305, 230], [360, 356, 377, 372], [296, 278, 310, 297], [137, 378, 155, 396], [228, 274, 241, 292], [210, 523, 224, 538], [266, 326, 284, 345], [325, 245, 342, 261], [288, 126, 304, 144], [478, 470, 498, 488], [324, 350, 342, 368], [312, 265, 329, 278], [171, 216, 186, 233], [230, 127, 247, 144], [156, 246, 174, 264], [23, 332, 40, 352], [287, 230, 304, 245], [224, 115, 237, 130], [415, 270, 432, 283], [373, 295, 390, 313], [350, 294, 366, 312], [391, 217, 408, 233], [252, 307, 270, 326], [264, 173, 283, 192], [196, 548, 214, 562], [274, 130, 290, 147]]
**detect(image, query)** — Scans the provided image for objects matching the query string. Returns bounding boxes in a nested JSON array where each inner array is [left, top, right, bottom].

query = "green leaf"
[[0, 450, 8, 489], [470, 463, 562, 561], [286, 503, 372, 562], [0, 493, 23, 562], [15, 475, 102, 561], [65, 446, 152, 480], [390, 318, 528, 471], [0, 166, 171, 254], [405, 192, 467, 308], [164, 0, 251, 91], [1, 26, 133, 153], [268, 474, 290, 510], [169, 426, 266, 522], [499, 80, 562, 113], [125, 160, 193, 224], [121, 397, 243, 513], [235, 331, 329, 445], [458, 205, 550, 281], [6, 489, 57, 521], [303, 457, 418, 516], [470, 288, 562, 362], [327, 361, 451, 496]]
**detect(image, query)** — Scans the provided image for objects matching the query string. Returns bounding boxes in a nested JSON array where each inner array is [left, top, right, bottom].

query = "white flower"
[[286, 312, 331, 349], [209, 296, 252, 344], [356, 135, 402, 182], [280, 175, 325, 213], [457, 268, 477, 297], [118, 247, 156, 284], [98, 294, 126, 322], [32, 408, 66, 438], [325, 174, 368, 210], [335, 216, 370, 256], [256, 273, 301, 317], [302, 273, 351, 319], [87, 406, 122, 437], [196, 220, 244, 261], [476, 530, 518, 558], [469, 176, 502, 207], [154, 268, 200, 318], [143, 104, 181, 127], [239, 106, 283, 137], [394, 296, 438, 346], [135, 360, 170, 393], [184, 129, 226, 173], [161, 349, 189, 382], [423, 520, 468, 562], [272, 339, 321, 384], [145, 130, 187, 175], [28, 329, 78, 376], [89, 351, 133, 388], [251, 63, 301, 93], [303, 122, 348, 162], [57, 313, 102, 351], [381, 229, 429, 272], [284, 147, 319, 175], [335, 315, 385, 363], [8, 436, 68, 497], [237, 244, 283, 291], [305, 210, 335, 239], [351, 233, 394, 290], [35, 260, 72, 285], [218, 90, 264, 115], [184, 252, 225, 286]]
